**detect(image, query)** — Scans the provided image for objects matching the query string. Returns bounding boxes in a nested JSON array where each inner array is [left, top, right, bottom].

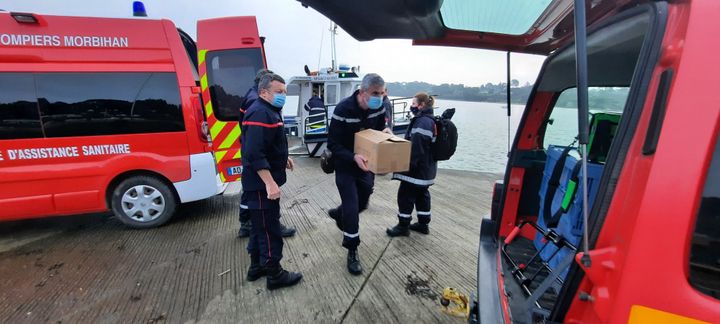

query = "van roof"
[[0, 12, 179, 70]]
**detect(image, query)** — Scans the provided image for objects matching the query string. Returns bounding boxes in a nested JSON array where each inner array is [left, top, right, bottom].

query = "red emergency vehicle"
[[0, 12, 264, 228], [303, 0, 719, 322]]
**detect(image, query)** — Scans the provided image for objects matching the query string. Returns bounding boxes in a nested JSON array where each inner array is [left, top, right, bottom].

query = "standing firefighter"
[[327, 73, 391, 275], [386, 92, 438, 236], [238, 69, 296, 239], [241, 73, 302, 290]]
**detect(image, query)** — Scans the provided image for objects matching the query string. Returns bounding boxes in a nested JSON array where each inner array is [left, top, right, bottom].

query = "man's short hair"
[[361, 73, 385, 91], [254, 69, 274, 85], [258, 73, 286, 91]]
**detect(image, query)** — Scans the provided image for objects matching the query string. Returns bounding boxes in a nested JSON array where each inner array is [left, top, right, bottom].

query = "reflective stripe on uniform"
[[343, 232, 360, 238], [332, 114, 361, 123], [240, 204, 248, 210], [368, 108, 386, 119], [411, 127, 436, 142], [242, 121, 284, 128], [392, 173, 435, 186], [417, 211, 431, 216], [398, 213, 412, 218]]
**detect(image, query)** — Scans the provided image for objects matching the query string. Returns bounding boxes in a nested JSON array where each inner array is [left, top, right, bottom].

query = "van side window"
[[131, 73, 184, 133], [689, 135, 720, 300], [36, 73, 183, 137], [0, 73, 42, 139], [543, 87, 629, 148], [206, 48, 264, 121]]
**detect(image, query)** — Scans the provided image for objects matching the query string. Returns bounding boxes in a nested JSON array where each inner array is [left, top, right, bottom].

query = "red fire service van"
[[0, 12, 265, 228]]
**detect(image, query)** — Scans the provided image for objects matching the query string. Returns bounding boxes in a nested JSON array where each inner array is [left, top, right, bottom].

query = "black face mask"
[[410, 106, 420, 115]]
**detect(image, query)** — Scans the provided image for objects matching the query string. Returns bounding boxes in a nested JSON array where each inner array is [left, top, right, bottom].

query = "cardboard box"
[[354, 129, 411, 174]]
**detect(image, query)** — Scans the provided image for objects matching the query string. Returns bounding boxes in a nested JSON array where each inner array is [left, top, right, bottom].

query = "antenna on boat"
[[317, 23, 325, 73], [506, 51, 512, 154], [330, 23, 338, 71], [573, 0, 592, 268]]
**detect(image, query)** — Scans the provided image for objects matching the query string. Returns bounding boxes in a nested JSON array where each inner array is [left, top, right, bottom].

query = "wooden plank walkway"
[[0, 157, 500, 323]]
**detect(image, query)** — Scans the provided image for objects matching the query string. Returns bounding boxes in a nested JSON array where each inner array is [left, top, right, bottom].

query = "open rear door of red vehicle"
[[196, 16, 267, 182]]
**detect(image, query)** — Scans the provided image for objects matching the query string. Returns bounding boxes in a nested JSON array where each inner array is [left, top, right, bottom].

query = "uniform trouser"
[[397, 181, 432, 224], [335, 170, 374, 250], [239, 203, 250, 223], [244, 192, 283, 267]]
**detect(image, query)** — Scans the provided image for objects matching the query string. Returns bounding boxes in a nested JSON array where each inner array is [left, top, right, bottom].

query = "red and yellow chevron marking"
[[198, 49, 242, 183]]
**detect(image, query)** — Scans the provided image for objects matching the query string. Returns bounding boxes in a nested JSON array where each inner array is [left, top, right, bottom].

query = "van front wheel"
[[110, 176, 178, 228]]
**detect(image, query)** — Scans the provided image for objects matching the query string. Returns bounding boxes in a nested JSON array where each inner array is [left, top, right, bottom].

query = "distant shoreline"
[[390, 96, 525, 106]]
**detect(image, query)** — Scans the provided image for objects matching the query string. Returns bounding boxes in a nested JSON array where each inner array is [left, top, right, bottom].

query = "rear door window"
[[206, 48, 265, 121]]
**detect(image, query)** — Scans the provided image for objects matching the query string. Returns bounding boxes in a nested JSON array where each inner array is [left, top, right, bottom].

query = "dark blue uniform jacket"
[[392, 108, 437, 186], [327, 90, 386, 173], [241, 97, 288, 192]]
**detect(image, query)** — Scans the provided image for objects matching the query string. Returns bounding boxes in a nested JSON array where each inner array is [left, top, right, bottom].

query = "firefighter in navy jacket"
[[327, 73, 391, 275], [240, 73, 302, 290], [387, 92, 438, 237], [237, 69, 296, 239]]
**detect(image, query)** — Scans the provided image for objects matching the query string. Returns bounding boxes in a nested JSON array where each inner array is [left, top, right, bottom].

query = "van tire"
[[110, 176, 178, 228]]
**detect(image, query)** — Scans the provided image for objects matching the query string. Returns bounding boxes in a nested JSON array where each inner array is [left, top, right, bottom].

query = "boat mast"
[[330, 23, 338, 71]]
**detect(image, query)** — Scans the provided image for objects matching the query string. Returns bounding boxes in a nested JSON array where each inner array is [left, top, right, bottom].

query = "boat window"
[[206, 48, 264, 121], [689, 135, 720, 300], [440, 0, 553, 35], [0, 73, 42, 140], [325, 84, 338, 105], [544, 87, 629, 149], [341, 83, 353, 99]]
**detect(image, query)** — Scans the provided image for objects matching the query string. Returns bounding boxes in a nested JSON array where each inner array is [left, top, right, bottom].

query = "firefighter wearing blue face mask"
[[241, 73, 302, 290], [327, 73, 391, 275], [237, 69, 296, 239]]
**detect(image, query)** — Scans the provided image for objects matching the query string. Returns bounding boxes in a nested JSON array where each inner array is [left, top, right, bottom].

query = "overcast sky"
[[0, 0, 546, 87]]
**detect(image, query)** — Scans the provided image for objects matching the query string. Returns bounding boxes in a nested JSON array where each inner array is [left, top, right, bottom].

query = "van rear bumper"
[[173, 152, 227, 203]]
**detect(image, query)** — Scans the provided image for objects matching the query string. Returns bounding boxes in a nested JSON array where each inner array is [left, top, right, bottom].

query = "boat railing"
[[304, 104, 336, 136], [389, 95, 441, 122], [390, 96, 413, 122], [302, 96, 437, 136]]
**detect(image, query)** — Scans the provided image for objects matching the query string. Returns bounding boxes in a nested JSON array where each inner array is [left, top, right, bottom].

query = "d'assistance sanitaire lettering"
[[4, 144, 131, 161]]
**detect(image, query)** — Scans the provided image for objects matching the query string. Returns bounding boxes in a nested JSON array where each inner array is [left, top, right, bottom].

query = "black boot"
[[328, 207, 343, 231], [409, 222, 430, 235], [237, 220, 251, 238], [246, 253, 267, 281], [266, 265, 303, 290], [279, 223, 297, 237], [347, 249, 363, 275], [386, 216, 411, 237]]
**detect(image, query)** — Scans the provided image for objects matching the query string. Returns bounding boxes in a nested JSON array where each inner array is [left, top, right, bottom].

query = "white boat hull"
[[306, 141, 327, 157]]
